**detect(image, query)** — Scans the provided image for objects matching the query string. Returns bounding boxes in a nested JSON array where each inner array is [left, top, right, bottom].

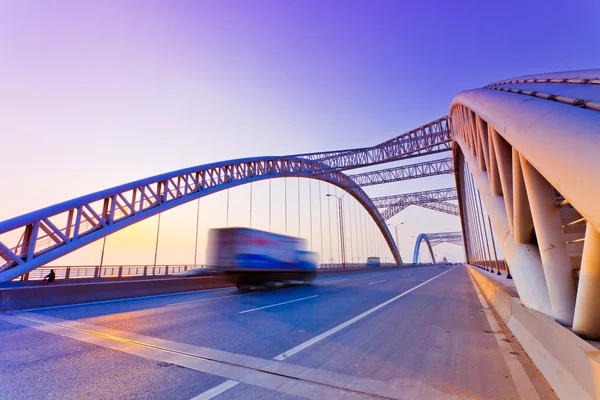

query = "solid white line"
[[190, 380, 239, 400], [274, 266, 457, 361], [168, 293, 252, 306], [239, 295, 319, 314], [467, 271, 540, 400], [13, 287, 234, 312], [367, 279, 386, 285]]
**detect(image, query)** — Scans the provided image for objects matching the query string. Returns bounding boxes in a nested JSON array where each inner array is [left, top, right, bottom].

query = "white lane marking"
[[367, 279, 386, 285], [467, 271, 540, 400], [191, 380, 239, 400], [168, 293, 253, 306], [239, 295, 319, 314], [274, 267, 457, 361], [13, 287, 234, 312], [320, 278, 348, 284], [403, 273, 412, 276]]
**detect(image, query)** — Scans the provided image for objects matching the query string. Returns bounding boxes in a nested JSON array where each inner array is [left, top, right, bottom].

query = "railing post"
[[95, 266, 100, 278], [143, 266, 147, 276], [165, 266, 169, 276], [65, 267, 71, 280], [118, 266, 123, 278]]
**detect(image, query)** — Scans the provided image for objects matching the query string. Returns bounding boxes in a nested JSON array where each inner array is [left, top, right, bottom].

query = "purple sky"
[[2, 0, 599, 265]]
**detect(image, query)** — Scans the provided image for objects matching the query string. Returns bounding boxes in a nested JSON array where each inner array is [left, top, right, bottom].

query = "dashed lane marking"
[[191, 380, 239, 400]]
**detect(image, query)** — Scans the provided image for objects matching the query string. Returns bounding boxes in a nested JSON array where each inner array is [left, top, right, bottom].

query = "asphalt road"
[[0, 265, 555, 399]]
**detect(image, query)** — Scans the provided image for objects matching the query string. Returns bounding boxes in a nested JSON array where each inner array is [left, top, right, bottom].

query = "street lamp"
[[326, 193, 347, 269], [387, 222, 404, 265]]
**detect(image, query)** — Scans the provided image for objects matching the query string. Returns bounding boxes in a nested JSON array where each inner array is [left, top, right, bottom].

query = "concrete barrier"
[[467, 265, 600, 400], [0, 265, 421, 311], [0, 275, 230, 311]]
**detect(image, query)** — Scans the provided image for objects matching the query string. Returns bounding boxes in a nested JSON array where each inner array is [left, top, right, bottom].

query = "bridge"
[[2, 69, 599, 399], [412, 231, 463, 264]]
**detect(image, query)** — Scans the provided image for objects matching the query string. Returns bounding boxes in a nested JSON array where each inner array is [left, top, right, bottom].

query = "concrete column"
[[573, 223, 600, 339], [487, 125, 502, 196], [521, 156, 576, 325], [455, 134, 552, 316], [467, 110, 477, 157], [491, 129, 514, 234], [512, 148, 534, 244], [475, 116, 489, 172]]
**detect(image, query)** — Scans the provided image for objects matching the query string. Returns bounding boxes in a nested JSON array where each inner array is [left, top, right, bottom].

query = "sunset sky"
[[2, 0, 599, 266]]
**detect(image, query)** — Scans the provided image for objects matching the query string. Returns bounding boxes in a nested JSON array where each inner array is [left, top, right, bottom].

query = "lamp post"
[[326, 193, 346, 269], [387, 222, 404, 265]]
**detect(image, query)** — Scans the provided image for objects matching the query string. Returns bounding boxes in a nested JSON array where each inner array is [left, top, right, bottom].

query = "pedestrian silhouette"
[[43, 269, 56, 284]]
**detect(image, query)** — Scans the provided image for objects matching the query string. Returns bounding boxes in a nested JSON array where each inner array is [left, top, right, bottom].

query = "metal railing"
[[16, 264, 206, 281], [15, 262, 407, 281]]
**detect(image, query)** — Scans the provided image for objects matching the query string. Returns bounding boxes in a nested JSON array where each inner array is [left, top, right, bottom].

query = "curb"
[[467, 265, 600, 400]]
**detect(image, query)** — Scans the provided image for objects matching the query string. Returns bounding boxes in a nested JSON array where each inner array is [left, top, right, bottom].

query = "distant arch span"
[[412, 233, 435, 264], [412, 232, 463, 264]]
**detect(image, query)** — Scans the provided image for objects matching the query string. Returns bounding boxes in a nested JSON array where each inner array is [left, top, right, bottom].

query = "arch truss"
[[371, 188, 459, 220], [349, 156, 453, 186], [0, 156, 400, 282], [0, 116, 455, 282], [412, 231, 463, 264], [295, 116, 451, 171]]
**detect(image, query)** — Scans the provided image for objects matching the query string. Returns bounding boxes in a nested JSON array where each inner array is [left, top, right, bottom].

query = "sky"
[[1, 0, 599, 266]]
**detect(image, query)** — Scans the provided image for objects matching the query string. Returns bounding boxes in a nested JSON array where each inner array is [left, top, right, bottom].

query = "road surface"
[[0, 265, 555, 399]]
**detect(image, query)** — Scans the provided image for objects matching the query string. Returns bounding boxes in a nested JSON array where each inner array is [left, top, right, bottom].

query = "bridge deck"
[[0, 265, 555, 399]]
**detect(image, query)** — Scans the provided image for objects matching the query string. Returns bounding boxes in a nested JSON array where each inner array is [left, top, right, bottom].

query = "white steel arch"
[[0, 156, 401, 282]]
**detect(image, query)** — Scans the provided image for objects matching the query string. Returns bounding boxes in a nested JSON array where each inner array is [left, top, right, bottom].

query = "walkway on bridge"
[[0, 265, 555, 399]]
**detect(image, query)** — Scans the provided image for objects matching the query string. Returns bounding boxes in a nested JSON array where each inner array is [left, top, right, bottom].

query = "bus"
[[366, 257, 381, 267], [207, 227, 317, 288]]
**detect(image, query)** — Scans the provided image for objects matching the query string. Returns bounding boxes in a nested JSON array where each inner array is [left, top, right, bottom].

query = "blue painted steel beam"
[[412, 233, 436, 264]]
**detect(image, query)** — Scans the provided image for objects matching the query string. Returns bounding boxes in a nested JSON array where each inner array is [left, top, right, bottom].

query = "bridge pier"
[[455, 131, 553, 317], [521, 156, 576, 326], [573, 224, 600, 339]]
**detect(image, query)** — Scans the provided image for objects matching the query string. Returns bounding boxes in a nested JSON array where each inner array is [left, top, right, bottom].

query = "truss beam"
[[350, 157, 453, 187], [294, 117, 451, 172]]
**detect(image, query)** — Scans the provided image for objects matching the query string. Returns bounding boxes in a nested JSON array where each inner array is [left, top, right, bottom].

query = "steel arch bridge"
[[6, 67, 600, 346], [412, 232, 463, 264], [0, 117, 453, 282], [0, 157, 397, 282]]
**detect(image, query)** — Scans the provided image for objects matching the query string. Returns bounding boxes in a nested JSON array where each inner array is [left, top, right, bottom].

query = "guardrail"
[[15, 262, 407, 282], [17, 265, 205, 281]]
